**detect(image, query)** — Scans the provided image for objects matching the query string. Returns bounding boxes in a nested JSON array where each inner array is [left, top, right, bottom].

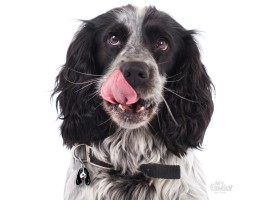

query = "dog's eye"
[[108, 35, 121, 46], [156, 39, 168, 51]]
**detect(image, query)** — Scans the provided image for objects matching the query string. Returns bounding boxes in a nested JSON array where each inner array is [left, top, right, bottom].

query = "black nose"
[[120, 61, 150, 87]]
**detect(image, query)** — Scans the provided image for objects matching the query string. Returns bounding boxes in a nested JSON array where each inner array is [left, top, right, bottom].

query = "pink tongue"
[[100, 69, 139, 105]]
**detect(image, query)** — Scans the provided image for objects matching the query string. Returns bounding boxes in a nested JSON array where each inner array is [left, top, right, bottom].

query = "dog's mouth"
[[100, 69, 157, 127], [104, 98, 156, 127], [112, 99, 155, 115]]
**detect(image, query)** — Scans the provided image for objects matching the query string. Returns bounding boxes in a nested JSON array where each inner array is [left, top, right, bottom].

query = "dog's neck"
[[91, 127, 168, 175]]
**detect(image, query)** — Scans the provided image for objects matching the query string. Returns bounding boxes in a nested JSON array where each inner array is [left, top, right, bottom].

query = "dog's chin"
[[103, 98, 157, 129]]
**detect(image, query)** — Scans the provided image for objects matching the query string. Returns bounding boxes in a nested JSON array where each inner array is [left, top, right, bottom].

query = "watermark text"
[[210, 181, 233, 193]]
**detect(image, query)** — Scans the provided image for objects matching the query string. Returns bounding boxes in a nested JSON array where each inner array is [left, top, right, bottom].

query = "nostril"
[[124, 71, 131, 78], [120, 61, 150, 87], [138, 72, 147, 79]]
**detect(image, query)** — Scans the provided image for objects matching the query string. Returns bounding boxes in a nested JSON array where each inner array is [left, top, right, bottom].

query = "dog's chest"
[[65, 163, 184, 200], [64, 131, 186, 199], [90, 171, 156, 200]]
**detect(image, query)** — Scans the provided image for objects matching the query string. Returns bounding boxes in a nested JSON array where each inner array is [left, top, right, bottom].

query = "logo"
[[210, 181, 233, 193]]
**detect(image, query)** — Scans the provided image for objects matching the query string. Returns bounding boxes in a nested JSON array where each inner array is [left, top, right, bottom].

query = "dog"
[[53, 5, 214, 200]]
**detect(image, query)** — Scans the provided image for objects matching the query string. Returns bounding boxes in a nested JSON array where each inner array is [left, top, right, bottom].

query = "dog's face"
[[96, 6, 181, 129], [54, 5, 214, 156]]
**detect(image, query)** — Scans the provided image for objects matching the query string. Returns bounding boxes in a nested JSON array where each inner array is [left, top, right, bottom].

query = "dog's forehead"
[[114, 6, 147, 31], [112, 6, 150, 55]]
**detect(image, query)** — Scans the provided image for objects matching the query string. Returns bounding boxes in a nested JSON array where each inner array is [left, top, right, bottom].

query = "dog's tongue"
[[100, 69, 139, 105]]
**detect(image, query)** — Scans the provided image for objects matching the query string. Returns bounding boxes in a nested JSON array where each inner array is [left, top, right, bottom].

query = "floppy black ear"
[[53, 21, 114, 148], [76, 168, 83, 185], [152, 30, 214, 157]]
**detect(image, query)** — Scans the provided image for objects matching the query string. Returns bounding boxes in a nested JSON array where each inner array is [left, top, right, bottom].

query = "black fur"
[[53, 6, 214, 157], [150, 30, 214, 156]]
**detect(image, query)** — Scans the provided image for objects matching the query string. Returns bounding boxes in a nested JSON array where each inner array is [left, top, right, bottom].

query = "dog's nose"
[[120, 62, 150, 87]]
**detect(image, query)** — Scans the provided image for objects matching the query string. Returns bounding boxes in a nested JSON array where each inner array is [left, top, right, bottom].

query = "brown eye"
[[108, 35, 121, 46], [156, 39, 168, 51]]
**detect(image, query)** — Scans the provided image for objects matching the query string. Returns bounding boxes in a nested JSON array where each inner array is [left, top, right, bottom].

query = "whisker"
[[166, 72, 182, 79], [157, 60, 169, 65], [163, 87, 200, 103], [86, 92, 100, 103], [88, 90, 99, 97], [161, 95, 178, 126], [165, 75, 185, 83], [63, 75, 99, 85], [75, 81, 97, 93], [68, 68, 102, 77], [147, 122, 157, 134], [94, 102, 104, 110], [98, 117, 111, 126], [157, 113, 161, 129]]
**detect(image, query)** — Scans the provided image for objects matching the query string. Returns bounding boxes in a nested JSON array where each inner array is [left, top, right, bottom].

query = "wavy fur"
[[53, 5, 214, 200]]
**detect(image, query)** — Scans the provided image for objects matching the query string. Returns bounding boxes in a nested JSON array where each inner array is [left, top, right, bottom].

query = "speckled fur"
[[64, 128, 208, 200], [54, 4, 213, 200]]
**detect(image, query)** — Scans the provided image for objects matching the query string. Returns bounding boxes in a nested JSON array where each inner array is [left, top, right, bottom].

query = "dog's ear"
[[76, 168, 83, 185], [152, 30, 214, 157], [84, 168, 91, 185], [52, 21, 113, 148]]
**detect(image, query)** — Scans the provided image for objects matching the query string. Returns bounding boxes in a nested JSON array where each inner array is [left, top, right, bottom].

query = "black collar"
[[72, 144, 181, 180]]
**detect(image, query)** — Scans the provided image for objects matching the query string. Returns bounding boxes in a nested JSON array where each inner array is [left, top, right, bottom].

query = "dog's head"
[[53, 5, 214, 156]]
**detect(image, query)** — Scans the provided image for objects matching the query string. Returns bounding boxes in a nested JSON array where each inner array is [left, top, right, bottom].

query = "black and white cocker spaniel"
[[53, 5, 214, 200]]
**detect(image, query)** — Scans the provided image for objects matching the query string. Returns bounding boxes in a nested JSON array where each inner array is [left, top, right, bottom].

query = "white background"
[[0, 0, 279, 199]]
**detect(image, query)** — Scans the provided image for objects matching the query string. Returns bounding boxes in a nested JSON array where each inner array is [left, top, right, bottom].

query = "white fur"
[[64, 150, 208, 200], [63, 5, 209, 200], [64, 128, 208, 200]]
